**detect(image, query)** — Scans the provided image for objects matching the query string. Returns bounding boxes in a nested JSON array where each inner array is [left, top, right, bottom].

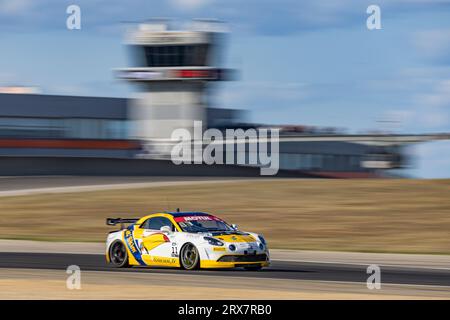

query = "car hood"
[[212, 233, 257, 243], [191, 231, 259, 243]]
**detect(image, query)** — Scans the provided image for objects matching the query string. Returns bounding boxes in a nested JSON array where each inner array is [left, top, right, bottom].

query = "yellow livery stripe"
[[214, 234, 256, 243]]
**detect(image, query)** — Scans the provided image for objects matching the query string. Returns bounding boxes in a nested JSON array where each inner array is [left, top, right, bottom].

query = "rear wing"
[[106, 217, 139, 229]]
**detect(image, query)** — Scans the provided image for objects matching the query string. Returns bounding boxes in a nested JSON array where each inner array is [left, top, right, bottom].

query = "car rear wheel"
[[180, 243, 200, 270], [109, 240, 129, 268]]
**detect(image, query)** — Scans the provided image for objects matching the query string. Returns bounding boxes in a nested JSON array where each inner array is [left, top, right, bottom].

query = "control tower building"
[[117, 20, 231, 157]]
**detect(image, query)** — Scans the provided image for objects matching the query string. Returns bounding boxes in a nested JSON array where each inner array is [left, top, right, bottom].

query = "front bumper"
[[217, 253, 268, 263], [201, 244, 270, 268], [200, 257, 270, 268]]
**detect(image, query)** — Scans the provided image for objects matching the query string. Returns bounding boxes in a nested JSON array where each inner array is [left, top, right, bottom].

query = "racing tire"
[[180, 243, 200, 270], [109, 240, 130, 268], [244, 266, 262, 271]]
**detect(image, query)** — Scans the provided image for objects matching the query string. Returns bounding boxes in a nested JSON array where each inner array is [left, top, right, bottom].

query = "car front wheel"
[[180, 243, 200, 270]]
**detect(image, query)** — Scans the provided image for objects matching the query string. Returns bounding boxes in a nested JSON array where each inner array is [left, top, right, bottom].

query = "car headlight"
[[258, 235, 266, 245], [204, 236, 224, 246]]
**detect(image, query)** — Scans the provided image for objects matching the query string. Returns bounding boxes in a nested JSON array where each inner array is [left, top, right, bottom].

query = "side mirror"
[[231, 224, 238, 230], [160, 225, 172, 234]]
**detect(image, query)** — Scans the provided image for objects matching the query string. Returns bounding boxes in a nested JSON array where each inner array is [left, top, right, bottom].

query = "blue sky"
[[0, 0, 449, 178]]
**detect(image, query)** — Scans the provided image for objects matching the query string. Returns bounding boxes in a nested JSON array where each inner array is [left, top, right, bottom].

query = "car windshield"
[[175, 215, 234, 233]]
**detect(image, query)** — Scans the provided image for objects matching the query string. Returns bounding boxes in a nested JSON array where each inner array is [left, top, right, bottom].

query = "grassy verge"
[[0, 179, 449, 254]]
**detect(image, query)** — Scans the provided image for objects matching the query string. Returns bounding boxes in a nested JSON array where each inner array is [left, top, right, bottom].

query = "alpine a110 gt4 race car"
[[106, 211, 270, 270]]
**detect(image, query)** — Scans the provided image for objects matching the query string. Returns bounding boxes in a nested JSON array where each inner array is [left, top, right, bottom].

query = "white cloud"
[[422, 110, 449, 127], [218, 81, 310, 110], [0, 0, 448, 35], [380, 109, 416, 131], [413, 79, 450, 128], [0, 0, 33, 15], [425, 80, 450, 107], [413, 29, 450, 64], [170, 0, 211, 11]]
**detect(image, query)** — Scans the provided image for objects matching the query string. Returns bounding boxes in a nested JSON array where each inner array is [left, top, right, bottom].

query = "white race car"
[[106, 211, 270, 270]]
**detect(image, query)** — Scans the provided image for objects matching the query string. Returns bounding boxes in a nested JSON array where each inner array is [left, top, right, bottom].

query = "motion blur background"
[[0, 0, 449, 300], [0, 0, 449, 178], [0, 0, 448, 251]]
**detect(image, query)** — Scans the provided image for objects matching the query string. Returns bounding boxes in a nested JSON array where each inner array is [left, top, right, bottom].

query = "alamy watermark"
[[66, 265, 81, 290], [64, 5, 379, 31], [170, 121, 279, 176], [367, 5, 382, 30], [366, 264, 381, 289], [66, 5, 81, 30]]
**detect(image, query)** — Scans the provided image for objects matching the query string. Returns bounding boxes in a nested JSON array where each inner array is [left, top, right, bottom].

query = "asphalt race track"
[[1, 252, 449, 287]]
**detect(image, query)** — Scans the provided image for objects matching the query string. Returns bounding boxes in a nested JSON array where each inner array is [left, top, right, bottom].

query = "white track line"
[[0, 179, 275, 197]]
